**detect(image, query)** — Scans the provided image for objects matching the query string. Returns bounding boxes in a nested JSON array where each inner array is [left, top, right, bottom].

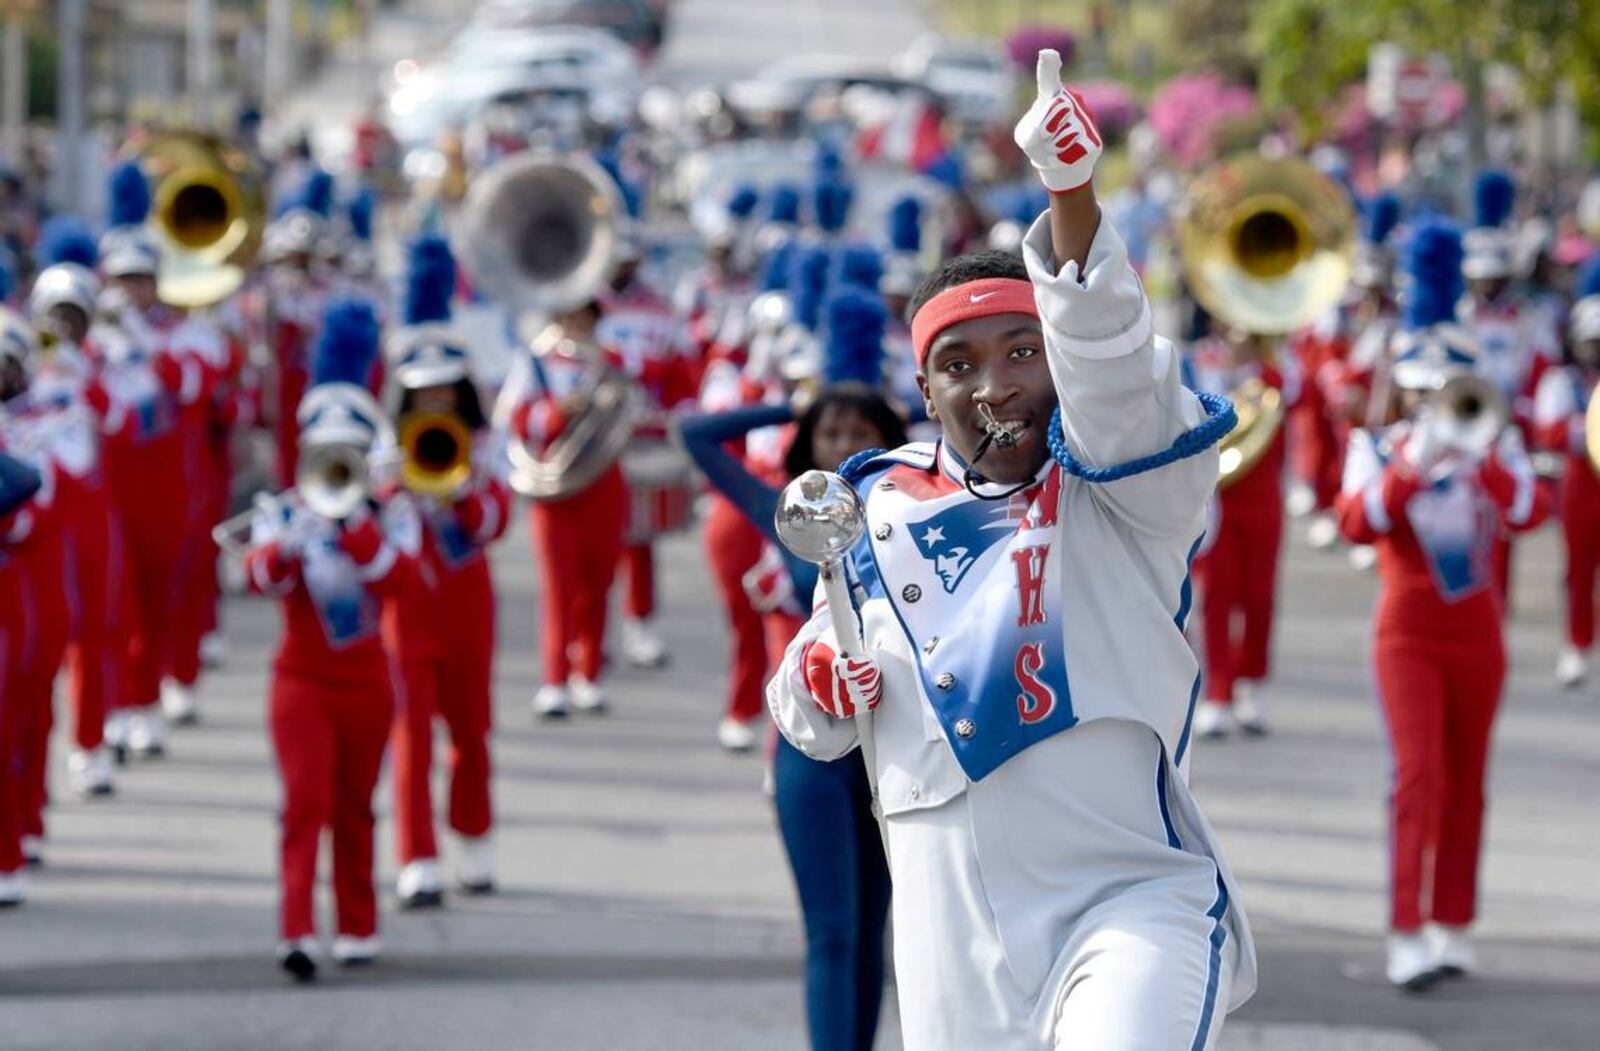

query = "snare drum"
[[622, 438, 695, 544]]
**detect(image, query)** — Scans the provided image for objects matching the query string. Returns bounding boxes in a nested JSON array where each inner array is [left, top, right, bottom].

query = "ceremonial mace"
[[775, 470, 887, 845]]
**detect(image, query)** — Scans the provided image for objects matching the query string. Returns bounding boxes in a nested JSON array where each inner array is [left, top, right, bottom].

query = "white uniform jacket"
[[768, 211, 1256, 1013]]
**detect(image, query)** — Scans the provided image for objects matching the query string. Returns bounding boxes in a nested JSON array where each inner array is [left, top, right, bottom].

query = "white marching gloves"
[[1012, 48, 1104, 194]]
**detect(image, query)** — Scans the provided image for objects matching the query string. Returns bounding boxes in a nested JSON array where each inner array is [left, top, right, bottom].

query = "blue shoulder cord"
[[841, 390, 1237, 488]]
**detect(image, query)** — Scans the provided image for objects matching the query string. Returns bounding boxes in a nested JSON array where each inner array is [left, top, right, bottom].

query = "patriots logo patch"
[[909, 499, 1018, 593]]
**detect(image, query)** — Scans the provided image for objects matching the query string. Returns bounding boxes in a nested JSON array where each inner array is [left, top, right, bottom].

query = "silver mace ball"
[[774, 469, 867, 566]]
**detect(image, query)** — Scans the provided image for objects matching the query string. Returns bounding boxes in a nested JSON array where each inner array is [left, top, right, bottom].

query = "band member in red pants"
[[260, 207, 331, 488], [0, 312, 70, 869], [1531, 257, 1600, 686], [497, 300, 629, 719], [25, 259, 124, 798], [385, 237, 508, 906], [242, 298, 411, 982], [1189, 328, 1299, 738], [1337, 220, 1549, 991], [0, 447, 45, 905]]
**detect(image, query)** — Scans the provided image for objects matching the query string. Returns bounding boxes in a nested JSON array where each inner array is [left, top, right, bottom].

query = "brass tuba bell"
[[128, 131, 266, 308], [1177, 154, 1356, 337], [453, 152, 626, 317], [398, 411, 474, 498]]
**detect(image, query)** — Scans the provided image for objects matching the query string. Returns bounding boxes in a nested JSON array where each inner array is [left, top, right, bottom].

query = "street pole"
[[264, 0, 292, 106], [188, 0, 215, 127], [1, 7, 26, 165], [55, 0, 85, 215]]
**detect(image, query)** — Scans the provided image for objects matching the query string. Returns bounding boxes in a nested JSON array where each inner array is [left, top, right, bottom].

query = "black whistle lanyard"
[[963, 405, 1033, 502]]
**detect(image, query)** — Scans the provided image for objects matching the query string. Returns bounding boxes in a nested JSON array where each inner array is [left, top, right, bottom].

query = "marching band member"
[[768, 53, 1254, 1048], [241, 298, 413, 981], [0, 447, 44, 904], [496, 298, 630, 719], [1190, 329, 1299, 738], [385, 237, 508, 906], [1532, 257, 1600, 687], [678, 291, 908, 1049], [1336, 220, 1549, 990], [599, 239, 695, 669], [261, 205, 333, 488], [94, 167, 194, 761], [0, 309, 71, 867], [27, 236, 123, 797]]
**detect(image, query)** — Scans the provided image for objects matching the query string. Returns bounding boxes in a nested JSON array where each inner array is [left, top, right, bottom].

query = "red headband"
[[909, 278, 1039, 366]]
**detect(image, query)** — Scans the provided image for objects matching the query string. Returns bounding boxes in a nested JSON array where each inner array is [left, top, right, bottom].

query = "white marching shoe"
[[455, 835, 495, 895], [1193, 700, 1234, 739], [1305, 513, 1340, 550], [1555, 646, 1588, 689], [532, 684, 570, 720], [103, 710, 131, 764], [1426, 923, 1475, 977], [199, 630, 227, 669], [68, 747, 116, 797], [396, 859, 445, 909], [1233, 682, 1270, 736], [1386, 932, 1441, 991], [621, 617, 669, 668], [717, 717, 759, 753], [20, 836, 43, 866], [127, 709, 168, 758], [0, 870, 27, 907], [1348, 544, 1377, 572], [161, 680, 199, 726], [331, 934, 381, 966], [277, 936, 318, 982], [1285, 482, 1316, 518], [569, 675, 607, 714]]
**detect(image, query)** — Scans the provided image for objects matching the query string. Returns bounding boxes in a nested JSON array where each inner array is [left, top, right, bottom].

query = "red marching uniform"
[[0, 438, 49, 892], [1336, 423, 1548, 937], [262, 266, 327, 488], [499, 336, 629, 709], [1532, 365, 1600, 660], [1189, 338, 1299, 727], [385, 451, 510, 893]]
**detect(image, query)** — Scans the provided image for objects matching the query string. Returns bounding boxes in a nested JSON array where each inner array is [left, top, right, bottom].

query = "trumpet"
[[399, 411, 473, 498], [211, 441, 376, 556], [1423, 372, 1507, 462]]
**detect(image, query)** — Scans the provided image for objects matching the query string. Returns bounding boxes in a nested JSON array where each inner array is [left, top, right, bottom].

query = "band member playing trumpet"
[[384, 237, 508, 907], [240, 299, 414, 981], [1336, 221, 1548, 991], [1531, 257, 1600, 687], [769, 52, 1255, 1048], [497, 298, 632, 719], [1189, 328, 1297, 738]]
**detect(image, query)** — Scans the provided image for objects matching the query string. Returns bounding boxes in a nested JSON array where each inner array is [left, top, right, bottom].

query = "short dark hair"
[[395, 377, 488, 432], [785, 382, 911, 479], [906, 250, 1029, 320]]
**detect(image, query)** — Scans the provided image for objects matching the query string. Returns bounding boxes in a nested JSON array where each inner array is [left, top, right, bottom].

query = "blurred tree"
[[1171, 0, 1255, 83], [1248, 0, 1600, 164]]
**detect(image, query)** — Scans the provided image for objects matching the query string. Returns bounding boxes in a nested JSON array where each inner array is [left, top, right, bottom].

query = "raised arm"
[[674, 401, 794, 542]]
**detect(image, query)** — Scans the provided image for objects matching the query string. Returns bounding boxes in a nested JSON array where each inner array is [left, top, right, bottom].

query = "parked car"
[[470, 0, 665, 59], [894, 35, 1017, 124]]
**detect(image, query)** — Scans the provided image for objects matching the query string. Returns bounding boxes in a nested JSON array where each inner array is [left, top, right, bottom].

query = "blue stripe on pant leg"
[[1189, 875, 1230, 1051]]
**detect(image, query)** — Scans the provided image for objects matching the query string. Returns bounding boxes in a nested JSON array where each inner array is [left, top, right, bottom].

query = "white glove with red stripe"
[[1013, 49, 1103, 194], [802, 640, 883, 720]]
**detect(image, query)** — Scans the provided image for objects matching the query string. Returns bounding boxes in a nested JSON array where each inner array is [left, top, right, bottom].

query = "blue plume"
[[823, 287, 887, 386], [727, 184, 759, 219], [403, 236, 456, 325], [790, 245, 831, 331], [38, 216, 99, 268], [311, 297, 381, 388], [924, 152, 965, 191], [1576, 256, 1600, 301], [1402, 219, 1465, 330], [1364, 193, 1401, 246], [0, 253, 12, 303], [347, 188, 376, 242], [832, 243, 883, 292], [301, 169, 335, 218], [595, 149, 642, 218], [889, 196, 922, 253], [814, 142, 846, 180], [813, 177, 854, 234], [107, 163, 151, 227], [766, 183, 801, 225], [1472, 170, 1514, 229], [759, 240, 797, 293]]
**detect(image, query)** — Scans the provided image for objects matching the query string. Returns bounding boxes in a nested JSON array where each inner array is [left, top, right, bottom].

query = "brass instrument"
[[1178, 154, 1356, 485], [454, 153, 627, 316], [1177, 154, 1356, 336], [1588, 390, 1600, 475], [506, 331, 644, 500], [212, 442, 374, 556], [1427, 372, 1508, 463], [399, 411, 473, 498], [127, 131, 267, 308]]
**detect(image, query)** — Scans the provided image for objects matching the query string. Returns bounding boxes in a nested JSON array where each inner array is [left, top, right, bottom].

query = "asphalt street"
[[5, 1, 1599, 1049]]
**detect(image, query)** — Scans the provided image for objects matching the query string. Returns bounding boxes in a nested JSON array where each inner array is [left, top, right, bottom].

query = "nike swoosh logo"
[[970, 291, 1000, 303]]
